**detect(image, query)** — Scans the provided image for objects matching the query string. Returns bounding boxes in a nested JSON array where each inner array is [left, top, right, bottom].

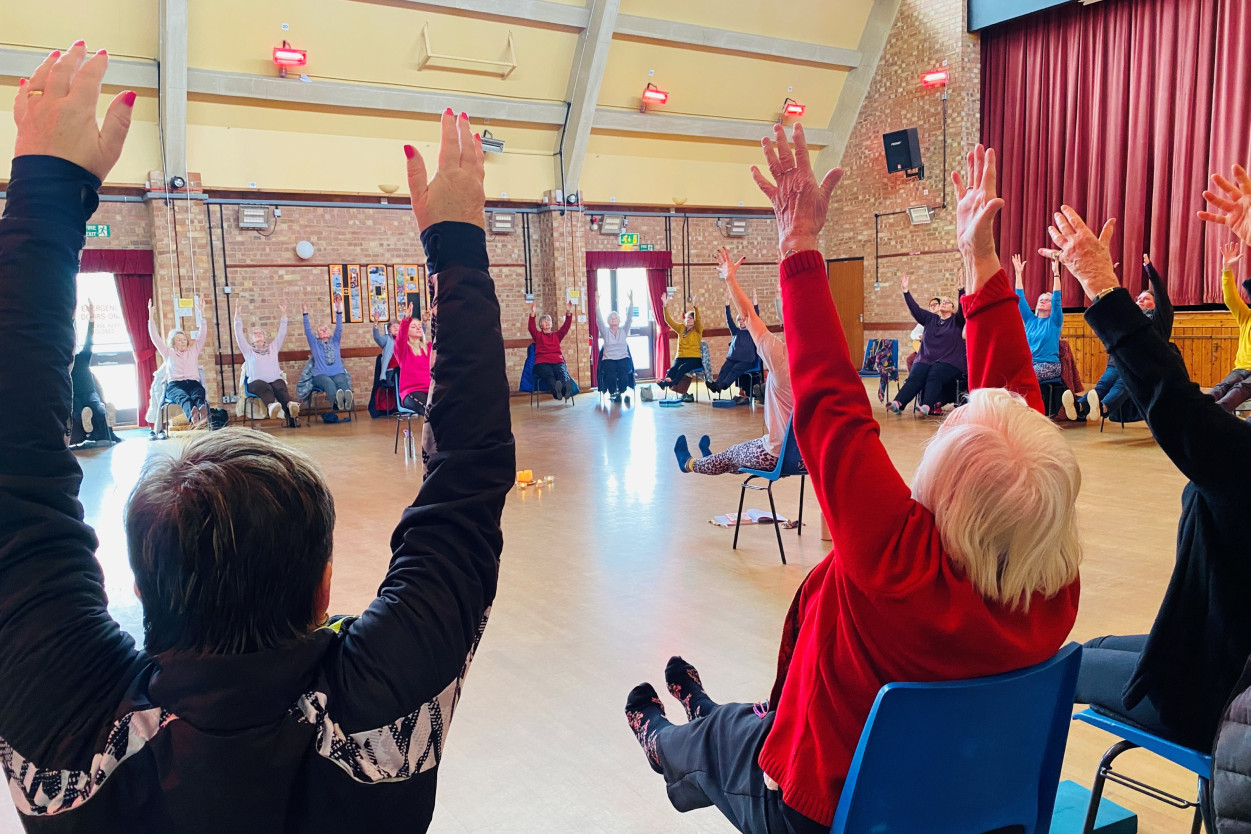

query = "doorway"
[[826, 258, 865, 363], [595, 267, 656, 379], [75, 272, 140, 425]]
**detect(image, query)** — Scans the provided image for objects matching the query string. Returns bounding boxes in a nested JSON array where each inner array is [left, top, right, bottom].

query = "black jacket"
[[1085, 288, 1251, 749], [0, 156, 515, 832], [1106, 262, 1174, 370], [70, 320, 97, 403], [1213, 659, 1251, 833]]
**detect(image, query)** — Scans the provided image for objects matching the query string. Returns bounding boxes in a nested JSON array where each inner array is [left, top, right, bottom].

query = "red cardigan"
[[529, 313, 571, 365], [758, 252, 1079, 826]]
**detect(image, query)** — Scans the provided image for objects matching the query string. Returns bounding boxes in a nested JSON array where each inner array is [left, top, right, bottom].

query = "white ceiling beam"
[[0, 47, 158, 89], [351, 0, 590, 29], [186, 68, 570, 125], [592, 108, 832, 146], [815, 0, 901, 173], [558, 0, 620, 194], [160, 0, 190, 176], [613, 15, 860, 68]]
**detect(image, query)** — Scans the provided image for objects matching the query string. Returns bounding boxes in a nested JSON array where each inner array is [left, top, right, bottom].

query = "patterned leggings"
[[692, 438, 777, 476]]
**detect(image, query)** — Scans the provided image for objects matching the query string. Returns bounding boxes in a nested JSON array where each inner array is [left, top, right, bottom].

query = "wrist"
[[1081, 273, 1120, 300], [779, 234, 819, 259]]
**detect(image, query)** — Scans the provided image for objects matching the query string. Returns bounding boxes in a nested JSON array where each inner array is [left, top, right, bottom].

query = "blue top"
[[304, 312, 346, 377], [1017, 289, 1063, 364]]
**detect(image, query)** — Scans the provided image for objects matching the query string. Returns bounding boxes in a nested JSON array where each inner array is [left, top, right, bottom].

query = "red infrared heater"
[[921, 69, 949, 88], [640, 83, 669, 110], [782, 97, 806, 119], [273, 41, 307, 77]]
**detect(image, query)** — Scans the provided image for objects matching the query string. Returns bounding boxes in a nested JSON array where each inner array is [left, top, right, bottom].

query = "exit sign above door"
[[85, 224, 111, 238]]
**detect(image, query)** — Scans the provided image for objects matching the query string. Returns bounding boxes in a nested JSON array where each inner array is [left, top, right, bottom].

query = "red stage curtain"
[[982, 0, 1251, 306], [585, 250, 674, 379], [83, 250, 157, 425]]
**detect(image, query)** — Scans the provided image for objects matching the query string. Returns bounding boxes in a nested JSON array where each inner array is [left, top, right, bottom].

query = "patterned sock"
[[625, 683, 669, 774], [665, 656, 718, 721], [698, 435, 712, 457], [674, 435, 694, 473]]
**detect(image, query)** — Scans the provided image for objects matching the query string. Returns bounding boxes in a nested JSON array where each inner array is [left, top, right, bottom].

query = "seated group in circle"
[[5, 44, 1251, 834]]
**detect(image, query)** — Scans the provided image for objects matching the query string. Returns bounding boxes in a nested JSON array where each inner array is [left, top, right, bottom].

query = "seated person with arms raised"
[[0, 53, 513, 832], [234, 301, 300, 424], [623, 131, 1080, 834]]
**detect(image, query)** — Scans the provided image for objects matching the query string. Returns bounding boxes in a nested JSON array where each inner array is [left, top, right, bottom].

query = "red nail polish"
[[18, 78, 25, 86], [97, 49, 107, 56], [73, 40, 85, 47], [123, 91, 137, 107], [460, 112, 467, 119], [474, 133, 480, 141], [445, 107, 453, 115], [404, 144, 416, 159]]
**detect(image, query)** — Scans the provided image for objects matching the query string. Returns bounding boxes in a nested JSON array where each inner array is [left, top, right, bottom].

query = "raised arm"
[[556, 306, 573, 340], [903, 291, 937, 328], [147, 300, 171, 359], [328, 112, 514, 737], [1143, 257, 1174, 337], [725, 304, 738, 334], [1220, 243, 1250, 325], [1051, 205, 1251, 489], [78, 315, 94, 364], [0, 45, 145, 774], [753, 124, 925, 586], [623, 294, 634, 331], [662, 304, 680, 332], [302, 311, 316, 347], [693, 305, 702, 335], [333, 310, 344, 342], [273, 310, 288, 352], [233, 308, 253, 359]]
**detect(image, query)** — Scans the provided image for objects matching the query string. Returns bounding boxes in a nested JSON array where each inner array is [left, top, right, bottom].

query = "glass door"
[[75, 272, 139, 425], [596, 267, 655, 379]]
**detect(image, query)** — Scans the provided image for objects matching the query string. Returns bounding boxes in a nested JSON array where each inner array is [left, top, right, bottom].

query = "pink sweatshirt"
[[149, 315, 208, 382], [396, 316, 431, 399]]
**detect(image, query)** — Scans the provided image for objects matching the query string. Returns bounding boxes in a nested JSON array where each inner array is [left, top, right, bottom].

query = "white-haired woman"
[[597, 290, 634, 401], [624, 133, 1081, 834], [148, 295, 210, 424], [234, 302, 299, 422], [528, 299, 574, 401]]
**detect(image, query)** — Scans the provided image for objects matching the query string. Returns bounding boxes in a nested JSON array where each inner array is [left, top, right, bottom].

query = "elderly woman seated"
[[886, 273, 966, 416], [624, 136, 1081, 834]]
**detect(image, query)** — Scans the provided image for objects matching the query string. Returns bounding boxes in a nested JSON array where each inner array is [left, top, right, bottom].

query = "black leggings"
[[894, 361, 963, 410], [533, 362, 571, 399], [663, 356, 705, 387], [165, 379, 207, 421], [598, 357, 632, 395], [401, 390, 428, 416]]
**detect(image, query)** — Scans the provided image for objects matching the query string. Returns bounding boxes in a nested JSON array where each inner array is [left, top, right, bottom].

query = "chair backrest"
[[778, 418, 804, 477], [831, 643, 1082, 834], [394, 375, 416, 414], [699, 340, 713, 376]]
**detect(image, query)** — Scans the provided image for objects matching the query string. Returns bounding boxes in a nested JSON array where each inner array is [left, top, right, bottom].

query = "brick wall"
[[821, 0, 980, 352]]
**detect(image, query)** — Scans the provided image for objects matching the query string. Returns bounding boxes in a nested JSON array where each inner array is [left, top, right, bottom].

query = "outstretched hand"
[[716, 247, 745, 281], [1040, 206, 1118, 300], [900, 274, 910, 293], [751, 123, 843, 258], [565, 299, 575, 315], [951, 145, 1005, 292], [1011, 254, 1024, 275], [1199, 164, 1251, 247], [13, 42, 135, 181], [1222, 241, 1243, 270], [404, 109, 485, 233]]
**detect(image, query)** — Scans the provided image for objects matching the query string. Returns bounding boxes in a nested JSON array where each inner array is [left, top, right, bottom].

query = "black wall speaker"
[[883, 128, 923, 177]]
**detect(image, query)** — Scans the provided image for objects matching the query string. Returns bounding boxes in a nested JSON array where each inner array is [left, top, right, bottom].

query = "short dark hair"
[[1243, 278, 1251, 300], [125, 428, 335, 655], [929, 297, 942, 305]]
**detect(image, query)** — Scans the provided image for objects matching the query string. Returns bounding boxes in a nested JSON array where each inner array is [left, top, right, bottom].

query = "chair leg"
[[1082, 741, 1138, 834], [394, 415, 401, 454], [767, 482, 786, 565], [797, 474, 805, 536], [733, 480, 749, 550], [1198, 777, 1213, 834]]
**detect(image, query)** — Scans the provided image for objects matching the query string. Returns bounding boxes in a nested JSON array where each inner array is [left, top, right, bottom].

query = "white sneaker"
[[919, 404, 931, 416], [268, 402, 283, 419], [1087, 390, 1100, 419], [288, 401, 301, 418], [81, 407, 93, 435], [335, 390, 346, 410], [344, 390, 355, 411], [1061, 389, 1077, 421]]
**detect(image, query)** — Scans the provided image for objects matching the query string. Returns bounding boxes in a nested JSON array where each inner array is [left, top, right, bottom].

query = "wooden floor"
[[0, 382, 1208, 832]]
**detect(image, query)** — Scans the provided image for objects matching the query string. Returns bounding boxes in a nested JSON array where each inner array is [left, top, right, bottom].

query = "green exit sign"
[[85, 224, 111, 238], [619, 232, 639, 246], [639, 243, 655, 251]]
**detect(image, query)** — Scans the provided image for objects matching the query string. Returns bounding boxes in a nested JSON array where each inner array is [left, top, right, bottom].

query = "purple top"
[[905, 290, 967, 371]]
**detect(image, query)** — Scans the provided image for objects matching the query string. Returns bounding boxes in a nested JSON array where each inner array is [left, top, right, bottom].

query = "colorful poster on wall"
[[367, 264, 390, 322], [345, 265, 364, 323], [394, 264, 424, 318], [328, 264, 345, 318]]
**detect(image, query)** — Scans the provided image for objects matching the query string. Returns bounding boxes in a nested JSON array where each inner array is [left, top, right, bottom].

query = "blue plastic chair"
[[393, 376, 423, 457], [240, 376, 263, 429], [1072, 709, 1213, 834], [831, 643, 1083, 834], [733, 418, 805, 564]]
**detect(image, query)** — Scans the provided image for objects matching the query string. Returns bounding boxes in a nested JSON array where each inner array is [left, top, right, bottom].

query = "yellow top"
[[664, 306, 703, 359], [1222, 269, 1251, 370]]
